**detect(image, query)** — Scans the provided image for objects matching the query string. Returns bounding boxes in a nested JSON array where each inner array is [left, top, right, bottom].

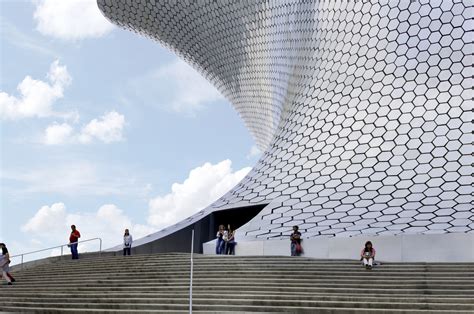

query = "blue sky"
[[0, 0, 260, 260]]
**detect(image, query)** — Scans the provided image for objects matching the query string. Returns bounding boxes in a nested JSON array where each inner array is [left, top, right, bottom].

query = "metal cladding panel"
[[98, 0, 473, 243]]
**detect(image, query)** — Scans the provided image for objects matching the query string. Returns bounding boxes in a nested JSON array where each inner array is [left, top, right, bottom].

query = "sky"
[[0, 0, 261, 262]]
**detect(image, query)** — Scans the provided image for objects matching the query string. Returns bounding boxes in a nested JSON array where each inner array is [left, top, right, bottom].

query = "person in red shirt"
[[69, 225, 81, 260]]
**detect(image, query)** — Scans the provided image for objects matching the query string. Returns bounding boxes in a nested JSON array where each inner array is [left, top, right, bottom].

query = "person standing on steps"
[[290, 226, 302, 256], [216, 225, 226, 255], [360, 241, 376, 269], [123, 229, 133, 256], [225, 225, 236, 255], [69, 225, 81, 260], [0, 243, 15, 285]]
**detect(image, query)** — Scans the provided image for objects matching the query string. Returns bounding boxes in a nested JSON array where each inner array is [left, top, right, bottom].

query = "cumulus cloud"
[[22, 203, 155, 251], [148, 160, 251, 229], [18, 160, 251, 253], [130, 59, 224, 115], [33, 0, 114, 40], [43, 122, 74, 145], [22, 202, 67, 234], [79, 111, 125, 143], [42, 111, 125, 145], [0, 60, 72, 120]]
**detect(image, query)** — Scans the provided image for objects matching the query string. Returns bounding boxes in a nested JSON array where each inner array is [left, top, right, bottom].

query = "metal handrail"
[[10, 237, 102, 269]]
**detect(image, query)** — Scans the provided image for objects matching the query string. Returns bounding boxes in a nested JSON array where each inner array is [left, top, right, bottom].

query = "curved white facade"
[[98, 0, 473, 247]]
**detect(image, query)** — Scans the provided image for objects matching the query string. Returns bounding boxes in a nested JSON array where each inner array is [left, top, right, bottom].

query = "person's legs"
[[368, 258, 373, 267], [6, 272, 15, 282], [2, 267, 12, 284], [127, 248, 131, 255], [123, 248, 126, 256], [71, 243, 78, 259], [219, 240, 225, 255], [291, 243, 296, 256], [363, 258, 368, 266], [215, 239, 222, 255], [229, 243, 235, 255]]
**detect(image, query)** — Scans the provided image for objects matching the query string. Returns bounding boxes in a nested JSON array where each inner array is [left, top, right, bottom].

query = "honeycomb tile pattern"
[[98, 0, 473, 241]]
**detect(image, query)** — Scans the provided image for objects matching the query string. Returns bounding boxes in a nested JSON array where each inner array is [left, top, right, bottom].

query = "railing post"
[[21, 255, 24, 270], [189, 229, 194, 314], [61, 245, 63, 257], [99, 238, 102, 256]]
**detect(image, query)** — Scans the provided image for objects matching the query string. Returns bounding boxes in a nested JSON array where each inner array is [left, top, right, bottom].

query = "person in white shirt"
[[123, 229, 133, 256], [0, 243, 14, 285]]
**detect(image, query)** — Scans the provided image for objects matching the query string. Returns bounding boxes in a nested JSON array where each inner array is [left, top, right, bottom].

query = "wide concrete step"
[[5, 279, 474, 290], [2, 295, 474, 309], [4, 305, 473, 314], [12, 273, 474, 283], [4, 299, 474, 311], [4, 286, 474, 296], [16, 266, 474, 277], [7, 276, 474, 286], [3, 290, 473, 300]]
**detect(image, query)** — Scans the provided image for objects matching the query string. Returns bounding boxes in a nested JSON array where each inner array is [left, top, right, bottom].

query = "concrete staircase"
[[2, 253, 474, 313]]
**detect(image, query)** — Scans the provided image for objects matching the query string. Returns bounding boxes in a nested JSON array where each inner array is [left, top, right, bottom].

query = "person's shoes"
[[365, 264, 370, 269], [368, 265, 373, 269], [7, 282, 12, 285], [11, 278, 16, 282]]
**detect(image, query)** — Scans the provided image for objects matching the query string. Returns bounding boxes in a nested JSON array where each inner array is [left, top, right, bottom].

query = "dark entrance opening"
[[133, 203, 267, 254]]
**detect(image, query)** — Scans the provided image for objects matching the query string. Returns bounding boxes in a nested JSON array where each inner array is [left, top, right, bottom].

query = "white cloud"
[[0, 60, 72, 120], [22, 203, 155, 251], [130, 59, 224, 115], [247, 145, 262, 159], [148, 159, 251, 229], [42, 111, 125, 145], [33, 0, 114, 40], [79, 111, 125, 143], [16, 160, 251, 254], [22, 202, 67, 234], [43, 122, 74, 145]]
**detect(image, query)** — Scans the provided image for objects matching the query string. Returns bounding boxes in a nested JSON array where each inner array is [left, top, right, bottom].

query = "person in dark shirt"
[[0, 243, 15, 284], [290, 226, 302, 256], [69, 225, 81, 260]]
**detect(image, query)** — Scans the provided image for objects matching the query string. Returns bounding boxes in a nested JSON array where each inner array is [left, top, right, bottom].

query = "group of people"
[[215, 224, 236, 255], [290, 226, 377, 269], [2, 224, 378, 285], [215, 224, 376, 268], [67, 225, 134, 259]]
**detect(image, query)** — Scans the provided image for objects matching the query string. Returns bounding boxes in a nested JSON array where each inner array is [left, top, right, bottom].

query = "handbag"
[[295, 243, 303, 254]]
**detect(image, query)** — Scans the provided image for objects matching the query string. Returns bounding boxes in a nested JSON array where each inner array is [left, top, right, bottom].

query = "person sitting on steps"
[[361, 241, 376, 269]]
